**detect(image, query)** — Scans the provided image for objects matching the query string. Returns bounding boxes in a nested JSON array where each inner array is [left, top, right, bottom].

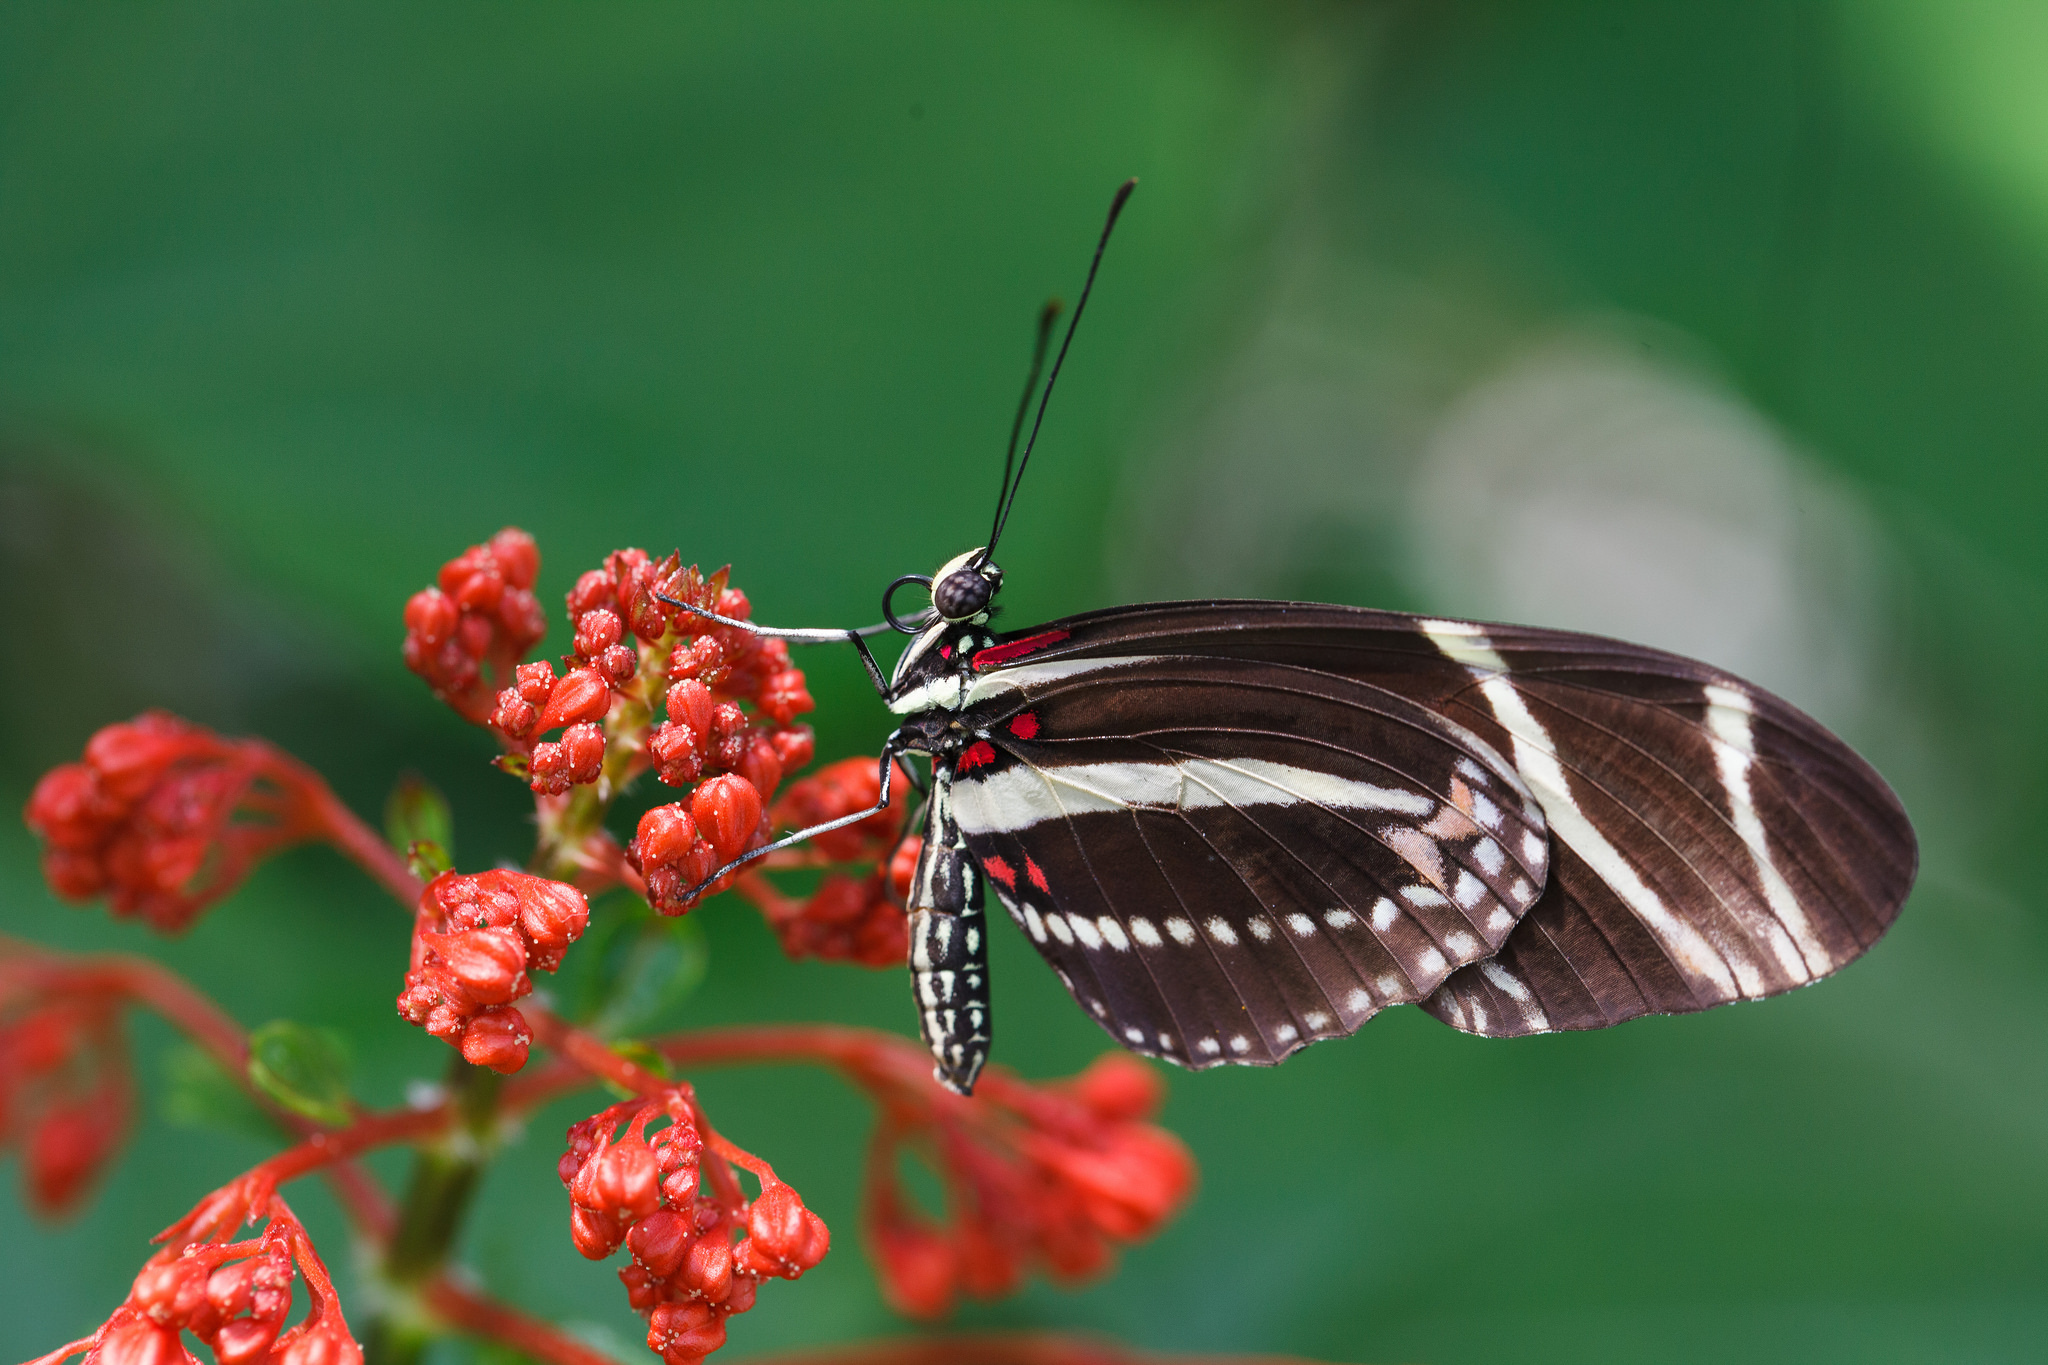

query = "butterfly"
[[667, 181, 1918, 1095]]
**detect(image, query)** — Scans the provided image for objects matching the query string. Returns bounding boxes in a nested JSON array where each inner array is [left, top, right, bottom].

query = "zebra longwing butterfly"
[[668, 181, 1918, 1095]]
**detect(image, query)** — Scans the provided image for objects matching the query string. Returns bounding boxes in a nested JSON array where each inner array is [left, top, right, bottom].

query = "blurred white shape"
[[1406, 328, 1881, 722]]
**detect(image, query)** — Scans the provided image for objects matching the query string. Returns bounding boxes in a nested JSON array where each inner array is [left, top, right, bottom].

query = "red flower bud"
[[736, 738, 783, 804], [436, 927, 529, 1005], [691, 776, 762, 865], [625, 1206, 693, 1278], [568, 569, 614, 618], [537, 669, 611, 733], [458, 1006, 531, 1074], [1071, 1053, 1164, 1123], [514, 660, 557, 706], [571, 1203, 628, 1260], [489, 527, 539, 590], [635, 805, 698, 868], [403, 589, 459, 646], [574, 608, 624, 659], [646, 1301, 726, 1365], [770, 726, 815, 772], [94, 1322, 188, 1365], [741, 1182, 829, 1278], [680, 1234, 734, 1302], [516, 879, 589, 967], [870, 1219, 958, 1320]]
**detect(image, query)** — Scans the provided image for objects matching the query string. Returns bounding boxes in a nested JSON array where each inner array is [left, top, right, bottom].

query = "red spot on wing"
[[973, 629, 1071, 670], [1008, 711, 1040, 740], [956, 741, 997, 774], [984, 855, 1016, 890], [1025, 855, 1050, 893]]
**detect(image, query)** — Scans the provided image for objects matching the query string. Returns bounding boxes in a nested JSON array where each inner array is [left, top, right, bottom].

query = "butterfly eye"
[[933, 567, 996, 621]]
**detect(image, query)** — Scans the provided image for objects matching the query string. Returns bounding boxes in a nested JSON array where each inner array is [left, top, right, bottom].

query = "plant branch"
[[293, 765, 425, 910], [743, 1336, 1341, 1365], [423, 1275, 622, 1365]]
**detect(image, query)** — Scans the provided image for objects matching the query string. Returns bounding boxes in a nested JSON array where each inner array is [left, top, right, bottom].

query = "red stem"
[[291, 764, 424, 910], [742, 1336, 1338, 1365], [4, 944, 397, 1237], [423, 1277, 621, 1365]]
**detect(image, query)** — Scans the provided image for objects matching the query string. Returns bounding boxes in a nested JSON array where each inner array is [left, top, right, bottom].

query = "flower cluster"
[[0, 962, 130, 1217], [22, 714, 331, 934], [864, 1052, 1194, 1319], [402, 527, 548, 726], [560, 1089, 828, 1365], [34, 1194, 361, 1365], [396, 870, 590, 1074], [731, 758, 919, 968]]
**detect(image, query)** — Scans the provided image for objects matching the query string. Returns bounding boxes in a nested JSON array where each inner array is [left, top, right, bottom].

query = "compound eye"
[[933, 568, 995, 621]]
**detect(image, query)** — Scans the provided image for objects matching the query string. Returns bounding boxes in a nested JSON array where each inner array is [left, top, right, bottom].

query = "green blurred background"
[[3, 3, 2045, 1361]]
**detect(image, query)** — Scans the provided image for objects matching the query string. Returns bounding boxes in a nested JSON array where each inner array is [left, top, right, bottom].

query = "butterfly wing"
[[944, 650, 1552, 1068], [950, 601, 1915, 1056]]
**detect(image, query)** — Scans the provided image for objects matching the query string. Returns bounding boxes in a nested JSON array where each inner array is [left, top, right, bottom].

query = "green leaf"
[[161, 1044, 282, 1144], [384, 774, 454, 860], [599, 1039, 675, 1100], [406, 838, 453, 880], [577, 901, 710, 1038], [245, 1021, 355, 1127]]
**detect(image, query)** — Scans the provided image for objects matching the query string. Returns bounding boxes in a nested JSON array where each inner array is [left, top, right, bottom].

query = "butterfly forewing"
[[943, 651, 1551, 1067], [1413, 619, 1917, 1036], [941, 601, 1914, 1060]]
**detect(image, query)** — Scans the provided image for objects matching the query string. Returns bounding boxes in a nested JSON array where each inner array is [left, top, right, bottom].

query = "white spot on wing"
[[1286, 912, 1316, 937], [1445, 930, 1479, 957], [1124, 1026, 1145, 1043], [1487, 906, 1515, 934], [1197, 1037, 1221, 1055], [1522, 831, 1546, 865], [1068, 914, 1103, 950], [1024, 905, 1047, 942], [1418, 946, 1447, 975], [1453, 870, 1487, 909], [1304, 1011, 1332, 1031], [1047, 912, 1074, 946], [1323, 908, 1358, 929], [1129, 917, 1162, 947], [1227, 1035, 1251, 1054], [1370, 898, 1398, 932], [1344, 987, 1372, 1012], [1474, 837, 1505, 874], [1471, 790, 1504, 831], [1401, 886, 1449, 908], [1274, 1023, 1299, 1043], [1246, 915, 1274, 942], [1097, 917, 1130, 951], [1165, 917, 1197, 946], [1204, 917, 1239, 946]]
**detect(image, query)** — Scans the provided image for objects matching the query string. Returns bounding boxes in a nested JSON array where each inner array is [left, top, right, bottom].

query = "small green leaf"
[[406, 838, 453, 880], [161, 1044, 281, 1143], [384, 775, 454, 860], [578, 901, 710, 1038], [246, 1021, 355, 1126]]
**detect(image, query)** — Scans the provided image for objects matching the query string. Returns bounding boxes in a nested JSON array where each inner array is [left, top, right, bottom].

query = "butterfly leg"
[[907, 769, 992, 1095], [655, 596, 896, 698]]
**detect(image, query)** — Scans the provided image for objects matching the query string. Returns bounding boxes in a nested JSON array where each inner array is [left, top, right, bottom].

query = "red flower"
[[44, 1194, 362, 1365], [23, 714, 337, 934], [396, 870, 589, 1074], [861, 1052, 1194, 1320], [728, 758, 916, 968], [402, 528, 547, 726], [560, 1089, 827, 1365], [0, 975, 131, 1218]]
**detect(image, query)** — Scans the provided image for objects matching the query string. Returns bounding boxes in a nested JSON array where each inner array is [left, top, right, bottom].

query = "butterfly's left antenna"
[[984, 298, 1063, 558], [978, 177, 1136, 567]]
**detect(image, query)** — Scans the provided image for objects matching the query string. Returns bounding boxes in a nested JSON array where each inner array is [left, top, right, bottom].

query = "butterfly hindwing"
[[944, 651, 1552, 1068]]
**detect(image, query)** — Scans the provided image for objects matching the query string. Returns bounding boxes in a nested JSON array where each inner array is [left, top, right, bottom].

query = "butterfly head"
[[932, 548, 1003, 624]]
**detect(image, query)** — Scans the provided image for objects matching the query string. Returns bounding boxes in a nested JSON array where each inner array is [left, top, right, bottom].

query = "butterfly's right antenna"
[[984, 298, 1063, 558], [978, 177, 1136, 566]]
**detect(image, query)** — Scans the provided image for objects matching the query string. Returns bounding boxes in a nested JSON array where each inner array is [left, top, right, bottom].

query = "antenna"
[[979, 177, 1136, 565], [985, 298, 1063, 557]]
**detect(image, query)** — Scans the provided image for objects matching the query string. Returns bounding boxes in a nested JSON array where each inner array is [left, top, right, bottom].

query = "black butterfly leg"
[[907, 769, 992, 1095]]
